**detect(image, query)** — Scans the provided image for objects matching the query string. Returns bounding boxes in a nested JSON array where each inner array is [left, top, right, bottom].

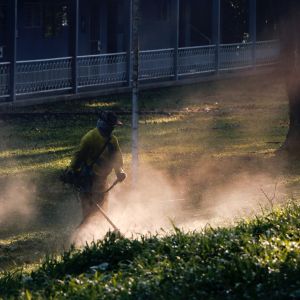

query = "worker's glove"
[[116, 171, 127, 182]]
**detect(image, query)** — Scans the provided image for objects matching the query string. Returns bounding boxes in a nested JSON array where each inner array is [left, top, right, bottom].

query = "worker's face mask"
[[97, 119, 114, 137]]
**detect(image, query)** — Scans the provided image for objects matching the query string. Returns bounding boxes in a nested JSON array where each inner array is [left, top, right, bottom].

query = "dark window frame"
[[0, 3, 6, 31], [159, 0, 171, 21], [24, 1, 42, 29], [43, 2, 69, 38], [149, 0, 171, 22]]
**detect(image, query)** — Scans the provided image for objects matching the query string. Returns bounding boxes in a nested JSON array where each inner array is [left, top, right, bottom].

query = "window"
[[24, 2, 42, 28], [44, 3, 69, 38], [152, 0, 171, 21], [0, 4, 6, 30], [257, 0, 278, 41], [221, 0, 249, 43], [160, 0, 171, 21]]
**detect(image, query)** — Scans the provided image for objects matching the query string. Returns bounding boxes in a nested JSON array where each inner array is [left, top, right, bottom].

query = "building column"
[[8, 0, 17, 102], [249, 0, 257, 68], [127, 0, 133, 87], [212, 0, 221, 73], [71, 0, 79, 94], [174, 0, 180, 80], [184, 0, 191, 47]]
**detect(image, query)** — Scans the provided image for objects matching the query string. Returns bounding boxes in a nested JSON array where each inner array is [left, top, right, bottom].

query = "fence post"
[[212, 0, 221, 74], [71, 0, 79, 94], [174, 0, 180, 80], [249, 0, 257, 68], [8, 0, 17, 102]]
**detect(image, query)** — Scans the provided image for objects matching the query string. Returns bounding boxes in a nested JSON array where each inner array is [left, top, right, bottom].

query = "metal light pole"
[[131, 0, 140, 185], [71, 0, 79, 94], [249, 0, 257, 69], [174, 0, 180, 80], [212, 0, 221, 74]]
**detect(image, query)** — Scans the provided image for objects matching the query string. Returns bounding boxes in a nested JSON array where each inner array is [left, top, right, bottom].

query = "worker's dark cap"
[[99, 111, 123, 126]]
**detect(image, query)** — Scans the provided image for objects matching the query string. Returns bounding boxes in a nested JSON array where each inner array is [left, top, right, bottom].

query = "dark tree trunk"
[[276, 0, 300, 152]]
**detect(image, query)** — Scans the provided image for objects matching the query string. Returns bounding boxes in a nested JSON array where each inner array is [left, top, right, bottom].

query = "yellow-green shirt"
[[70, 128, 123, 178]]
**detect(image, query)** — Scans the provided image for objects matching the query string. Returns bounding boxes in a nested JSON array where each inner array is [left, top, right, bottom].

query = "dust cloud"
[[0, 122, 38, 233], [0, 176, 37, 229], [182, 171, 286, 231], [72, 161, 286, 245], [72, 166, 184, 244]]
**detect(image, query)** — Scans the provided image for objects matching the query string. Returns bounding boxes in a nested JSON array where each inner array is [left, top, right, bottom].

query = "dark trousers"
[[79, 177, 108, 227]]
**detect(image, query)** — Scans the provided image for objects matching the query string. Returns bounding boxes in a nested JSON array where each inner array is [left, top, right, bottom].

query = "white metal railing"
[[219, 42, 253, 70], [0, 40, 280, 101], [16, 57, 72, 95], [178, 45, 216, 75], [0, 62, 10, 98], [78, 52, 127, 88], [139, 48, 174, 80], [256, 40, 280, 66]]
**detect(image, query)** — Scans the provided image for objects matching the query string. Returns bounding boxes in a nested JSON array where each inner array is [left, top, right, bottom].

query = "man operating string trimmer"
[[62, 111, 126, 232]]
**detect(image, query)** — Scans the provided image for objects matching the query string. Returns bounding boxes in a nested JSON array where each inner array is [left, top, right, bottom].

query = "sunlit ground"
[[1, 72, 297, 271]]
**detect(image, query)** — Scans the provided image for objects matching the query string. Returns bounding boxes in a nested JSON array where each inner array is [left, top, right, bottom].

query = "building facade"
[[0, 0, 279, 104]]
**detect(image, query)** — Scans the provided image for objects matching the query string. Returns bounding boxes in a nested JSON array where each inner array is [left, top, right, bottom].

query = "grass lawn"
[[0, 203, 300, 299], [0, 72, 299, 296]]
